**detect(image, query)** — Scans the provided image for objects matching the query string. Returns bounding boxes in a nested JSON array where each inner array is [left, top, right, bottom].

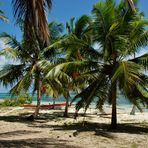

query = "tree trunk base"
[[130, 105, 136, 115], [74, 112, 78, 119], [26, 114, 35, 121], [110, 123, 117, 129], [63, 112, 69, 117]]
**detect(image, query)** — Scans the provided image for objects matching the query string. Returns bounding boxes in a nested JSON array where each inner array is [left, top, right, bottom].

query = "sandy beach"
[[0, 106, 147, 148]]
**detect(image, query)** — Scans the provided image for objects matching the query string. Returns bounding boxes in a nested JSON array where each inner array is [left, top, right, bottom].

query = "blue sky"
[[0, 0, 148, 40], [0, 0, 148, 92]]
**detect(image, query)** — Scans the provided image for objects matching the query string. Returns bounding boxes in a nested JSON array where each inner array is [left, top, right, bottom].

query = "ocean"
[[0, 92, 148, 111], [0, 92, 134, 106]]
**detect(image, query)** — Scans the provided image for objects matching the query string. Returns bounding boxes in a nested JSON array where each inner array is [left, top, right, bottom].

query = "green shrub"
[[1, 93, 32, 107], [2, 99, 17, 107], [17, 93, 32, 104]]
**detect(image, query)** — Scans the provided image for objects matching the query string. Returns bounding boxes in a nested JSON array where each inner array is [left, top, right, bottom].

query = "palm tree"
[[0, 33, 43, 117], [0, 21, 63, 117], [86, 0, 148, 129], [10, 0, 52, 117], [42, 15, 94, 117], [50, 0, 148, 129], [12, 0, 52, 45]]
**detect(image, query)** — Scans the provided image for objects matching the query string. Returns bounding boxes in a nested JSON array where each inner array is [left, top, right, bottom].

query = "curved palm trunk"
[[130, 105, 136, 115], [110, 81, 117, 129]]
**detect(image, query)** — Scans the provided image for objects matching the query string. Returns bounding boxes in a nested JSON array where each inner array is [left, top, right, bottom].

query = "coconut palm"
[[0, 32, 43, 117], [38, 58, 72, 117], [78, 0, 148, 129], [49, 0, 148, 129], [0, 21, 63, 117], [41, 15, 95, 117]]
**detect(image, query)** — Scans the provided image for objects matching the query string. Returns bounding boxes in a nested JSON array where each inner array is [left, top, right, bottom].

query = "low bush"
[[0, 93, 32, 107]]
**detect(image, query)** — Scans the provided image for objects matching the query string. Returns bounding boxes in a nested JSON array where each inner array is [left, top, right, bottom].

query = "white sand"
[[0, 106, 147, 148]]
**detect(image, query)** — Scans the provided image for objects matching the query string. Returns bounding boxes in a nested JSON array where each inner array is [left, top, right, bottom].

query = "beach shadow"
[[0, 130, 41, 138], [33, 121, 148, 138], [0, 111, 147, 138], [0, 115, 26, 123], [53, 122, 115, 139], [0, 138, 80, 148]]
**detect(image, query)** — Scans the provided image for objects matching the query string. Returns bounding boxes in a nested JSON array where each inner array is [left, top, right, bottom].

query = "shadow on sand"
[[0, 137, 80, 148], [0, 111, 147, 141]]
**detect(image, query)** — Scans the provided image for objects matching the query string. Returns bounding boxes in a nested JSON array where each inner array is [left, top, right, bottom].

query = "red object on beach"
[[23, 103, 66, 109]]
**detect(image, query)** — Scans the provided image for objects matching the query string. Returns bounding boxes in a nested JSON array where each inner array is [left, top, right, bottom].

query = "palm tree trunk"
[[34, 88, 41, 117], [110, 81, 117, 129], [34, 78, 41, 117], [64, 97, 69, 117], [53, 98, 55, 109], [130, 105, 136, 115], [130, 52, 136, 115]]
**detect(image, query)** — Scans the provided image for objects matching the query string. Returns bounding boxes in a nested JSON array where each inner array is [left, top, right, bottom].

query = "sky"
[[0, 0, 148, 92]]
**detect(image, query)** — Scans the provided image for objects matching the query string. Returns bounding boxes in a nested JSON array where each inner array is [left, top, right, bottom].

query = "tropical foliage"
[[0, 21, 63, 117], [43, 0, 148, 128]]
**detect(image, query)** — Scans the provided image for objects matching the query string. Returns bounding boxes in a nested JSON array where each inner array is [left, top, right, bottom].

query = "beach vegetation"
[[0, 20, 65, 117], [4, 0, 53, 117], [40, 14, 93, 117], [0, 95, 32, 107], [44, 0, 148, 129]]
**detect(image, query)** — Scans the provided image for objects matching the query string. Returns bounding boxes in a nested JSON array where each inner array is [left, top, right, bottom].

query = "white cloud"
[[136, 48, 148, 57]]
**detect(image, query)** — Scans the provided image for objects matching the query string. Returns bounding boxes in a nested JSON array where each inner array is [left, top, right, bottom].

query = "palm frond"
[[130, 53, 148, 70], [0, 7, 8, 22], [0, 32, 22, 49], [71, 75, 108, 112], [10, 70, 33, 95], [112, 61, 142, 93], [48, 21, 64, 40], [74, 15, 92, 38], [0, 64, 25, 87], [12, 0, 52, 44], [0, 47, 18, 60]]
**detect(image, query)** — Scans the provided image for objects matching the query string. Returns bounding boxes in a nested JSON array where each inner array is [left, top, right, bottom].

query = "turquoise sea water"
[[0, 93, 66, 103], [0, 92, 133, 105], [1, 92, 147, 112], [0, 92, 147, 111]]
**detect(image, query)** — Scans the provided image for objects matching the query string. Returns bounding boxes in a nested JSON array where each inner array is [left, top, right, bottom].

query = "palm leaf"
[[112, 61, 142, 93], [10, 70, 33, 95], [130, 53, 148, 70], [71, 75, 108, 112], [0, 64, 25, 87]]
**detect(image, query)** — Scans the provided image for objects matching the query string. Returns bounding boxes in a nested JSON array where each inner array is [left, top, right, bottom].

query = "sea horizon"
[[0, 92, 148, 112]]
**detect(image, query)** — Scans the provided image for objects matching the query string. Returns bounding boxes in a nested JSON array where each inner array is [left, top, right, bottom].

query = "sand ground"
[[0, 106, 147, 148]]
